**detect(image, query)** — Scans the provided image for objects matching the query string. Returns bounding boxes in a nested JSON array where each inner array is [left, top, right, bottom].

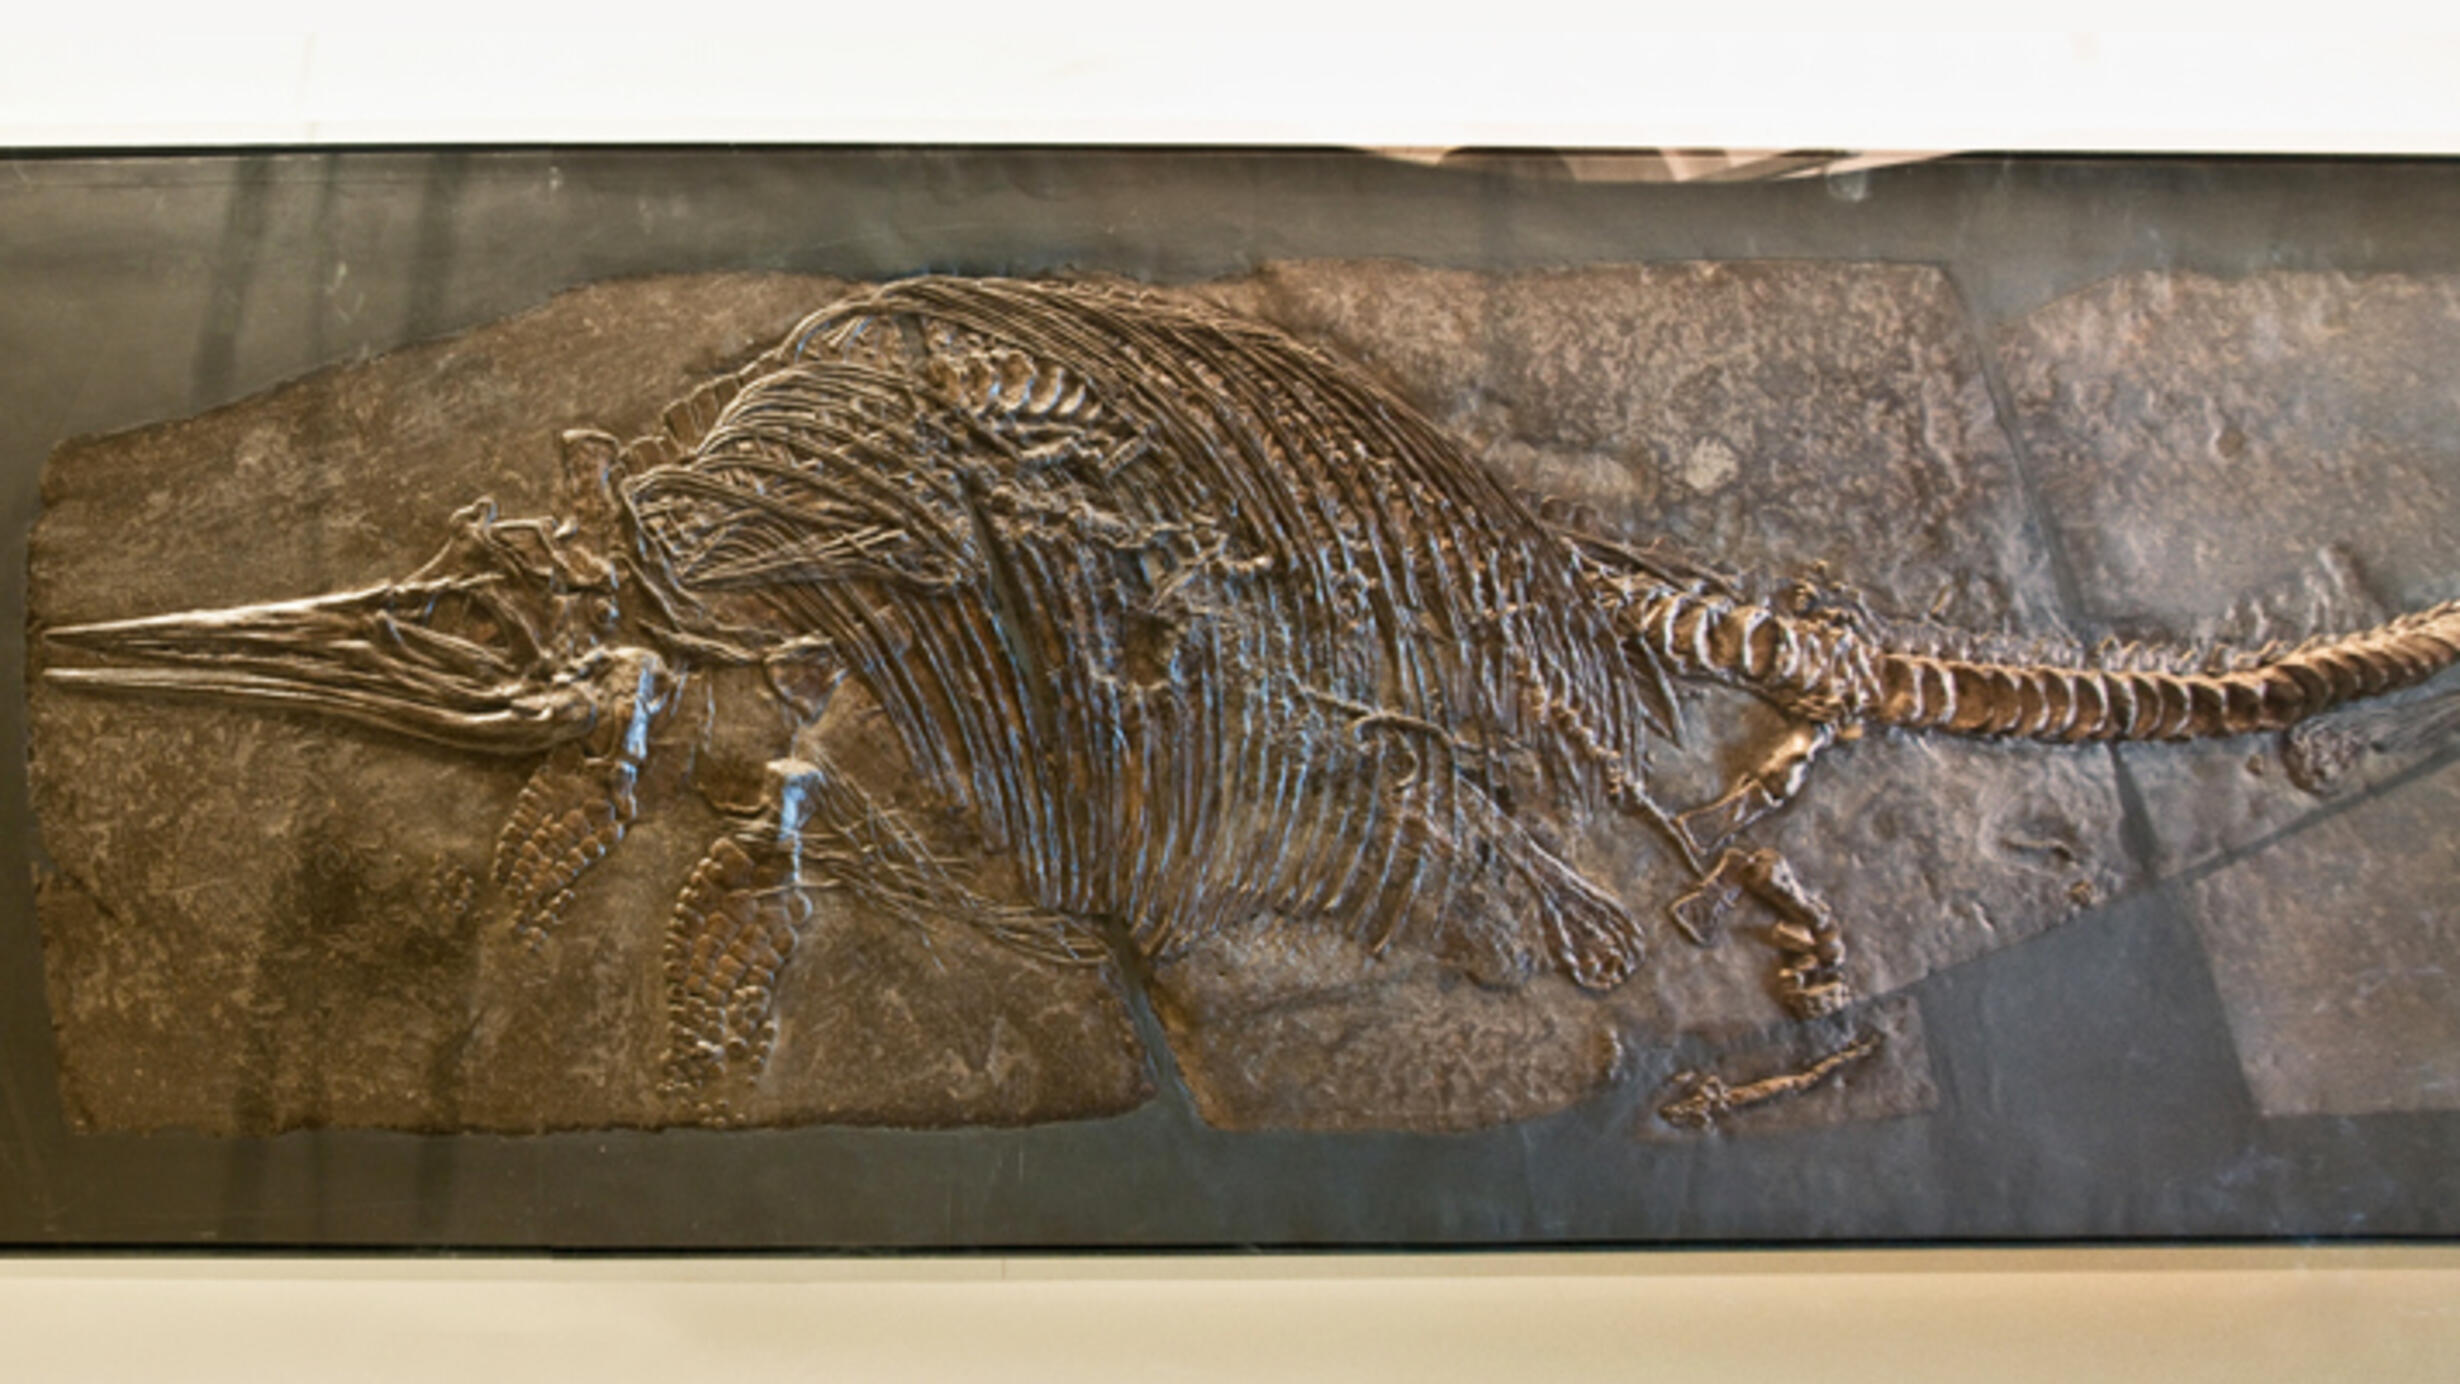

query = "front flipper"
[[661, 759, 822, 1119], [490, 648, 674, 942], [494, 747, 640, 943]]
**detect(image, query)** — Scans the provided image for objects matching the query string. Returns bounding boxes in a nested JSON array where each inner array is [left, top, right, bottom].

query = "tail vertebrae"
[[1617, 580, 2460, 744]]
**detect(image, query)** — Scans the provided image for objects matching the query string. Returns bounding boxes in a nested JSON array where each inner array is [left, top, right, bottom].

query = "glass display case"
[[6, 146, 2458, 1251]]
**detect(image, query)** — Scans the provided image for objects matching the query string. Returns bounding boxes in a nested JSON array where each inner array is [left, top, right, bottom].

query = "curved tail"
[[1619, 585, 2460, 742]]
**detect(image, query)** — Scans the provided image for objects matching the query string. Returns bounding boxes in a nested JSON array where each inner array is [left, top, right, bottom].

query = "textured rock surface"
[[2182, 757, 2460, 1117], [1208, 260, 2062, 628], [2002, 271, 2460, 630], [1150, 925, 1625, 1134], [1630, 994, 1936, 1142]]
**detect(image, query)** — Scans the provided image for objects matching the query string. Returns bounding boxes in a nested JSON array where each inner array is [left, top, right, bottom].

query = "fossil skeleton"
[[41, 276, 2460, 1126]]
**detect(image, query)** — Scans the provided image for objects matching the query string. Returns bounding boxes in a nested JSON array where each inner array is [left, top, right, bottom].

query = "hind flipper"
[[1659, 1029, 1885, 1129], [1675, 718, 1846, 858], [1670, 847, 1852, 1019]]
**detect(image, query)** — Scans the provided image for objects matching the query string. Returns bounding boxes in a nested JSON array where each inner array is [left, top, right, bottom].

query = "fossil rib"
[[40, 274, 2460, 1122]]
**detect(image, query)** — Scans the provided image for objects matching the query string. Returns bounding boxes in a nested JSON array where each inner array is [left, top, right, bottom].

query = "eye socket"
[[488, 523, 560, 573], [416, 588, 510, 652]]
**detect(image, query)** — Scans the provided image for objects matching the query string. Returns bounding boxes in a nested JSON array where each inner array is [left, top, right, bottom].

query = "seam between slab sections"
[[2159, 738, 2460, 897], [1092, 912, 1205, 1132], [1939, 262, 2172, 905]]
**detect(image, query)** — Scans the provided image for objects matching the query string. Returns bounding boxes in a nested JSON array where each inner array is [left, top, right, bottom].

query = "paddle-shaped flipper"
[[661, 760, 822, 1118], [494, 747, 639, 942], [489, 648, 674, 942]]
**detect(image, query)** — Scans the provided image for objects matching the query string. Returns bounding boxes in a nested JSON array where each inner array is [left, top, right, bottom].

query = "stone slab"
[[31, 260, 2262, 1138]]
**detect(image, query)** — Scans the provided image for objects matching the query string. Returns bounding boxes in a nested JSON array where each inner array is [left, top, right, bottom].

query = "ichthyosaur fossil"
[[40, 275, 2460, 1127]]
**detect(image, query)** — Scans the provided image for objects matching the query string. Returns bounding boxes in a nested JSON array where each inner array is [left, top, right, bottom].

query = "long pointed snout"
[[43, 581, 597, 755]]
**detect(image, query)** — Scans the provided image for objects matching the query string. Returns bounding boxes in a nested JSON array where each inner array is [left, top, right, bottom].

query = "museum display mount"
[[5, 148, 2457, 1247]]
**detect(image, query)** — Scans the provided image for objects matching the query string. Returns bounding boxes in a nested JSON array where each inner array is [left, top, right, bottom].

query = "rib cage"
[[621, 277, 1663, 981], [612, 275, 2460, 985]]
